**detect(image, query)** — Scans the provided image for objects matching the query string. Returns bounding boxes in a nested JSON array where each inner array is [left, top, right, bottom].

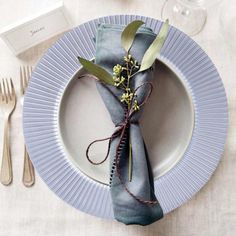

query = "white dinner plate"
[[23, 15, 228, 219]]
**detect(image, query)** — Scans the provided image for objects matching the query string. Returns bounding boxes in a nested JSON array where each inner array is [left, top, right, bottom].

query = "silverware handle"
[[22, 145, 35, 187], [0, 119, 12, 185]]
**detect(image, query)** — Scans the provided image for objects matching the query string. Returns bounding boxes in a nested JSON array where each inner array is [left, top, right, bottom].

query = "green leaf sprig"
[[112, 54, 140, 111], [121, 20, 144, 52], [139, 19, 169, 72], [78, 19, 169, 109], [78, 57, 114, 85]]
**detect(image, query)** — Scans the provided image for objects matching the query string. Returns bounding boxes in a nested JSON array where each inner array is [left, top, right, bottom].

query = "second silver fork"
[[0, 78, 16, 185], [20, 66, 35, 187]]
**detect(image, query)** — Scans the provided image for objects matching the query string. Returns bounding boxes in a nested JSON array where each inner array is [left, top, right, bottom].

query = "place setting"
[[0, 67, 35, 187], [22, 14, 228, 225], [0, 1, 230, 228]]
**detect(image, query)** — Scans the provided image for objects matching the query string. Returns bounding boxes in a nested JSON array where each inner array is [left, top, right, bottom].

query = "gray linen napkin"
[[95, 23, 163, 226]]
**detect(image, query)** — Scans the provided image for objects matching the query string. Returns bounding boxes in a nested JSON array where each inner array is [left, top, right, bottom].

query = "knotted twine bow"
[[80, 74, 159, 205]]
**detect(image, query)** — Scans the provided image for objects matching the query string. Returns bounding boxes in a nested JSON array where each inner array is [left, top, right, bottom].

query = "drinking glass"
[[161, 0, 207, 36]]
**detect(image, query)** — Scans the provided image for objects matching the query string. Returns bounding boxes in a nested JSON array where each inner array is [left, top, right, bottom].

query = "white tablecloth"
[[0, 0, 235, 235]]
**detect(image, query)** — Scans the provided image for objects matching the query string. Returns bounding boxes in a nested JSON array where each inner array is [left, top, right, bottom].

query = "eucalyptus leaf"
[[78, 57, 114, 85], [121, 20, 144, 52], [139, 19, 169, 72]]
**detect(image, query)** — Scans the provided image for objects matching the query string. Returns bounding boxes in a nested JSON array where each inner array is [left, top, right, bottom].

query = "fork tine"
[[23, 66, 28, 89], [0, 81, 2, 101], [27, 66, 31, 83], [2, 79, 7, 103], [5, 78, 11, 101], [29, 66, 33, 82], [10, 78, 15, 99], [20, 67, 24, 95]]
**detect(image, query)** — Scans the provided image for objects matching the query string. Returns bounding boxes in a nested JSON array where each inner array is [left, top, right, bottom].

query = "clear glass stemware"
[[161, 0, 207, 36]]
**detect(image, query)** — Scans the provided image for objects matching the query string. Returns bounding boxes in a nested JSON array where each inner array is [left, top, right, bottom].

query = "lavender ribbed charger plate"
[[23, 15, 228, 219]]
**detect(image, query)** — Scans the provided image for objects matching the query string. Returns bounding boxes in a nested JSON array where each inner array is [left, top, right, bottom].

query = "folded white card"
[[0, 1, 71, 55]]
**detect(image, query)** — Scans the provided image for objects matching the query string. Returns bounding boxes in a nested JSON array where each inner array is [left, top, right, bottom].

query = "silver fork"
[[20, 66, 35, 187], [0, 78, 16, 185]]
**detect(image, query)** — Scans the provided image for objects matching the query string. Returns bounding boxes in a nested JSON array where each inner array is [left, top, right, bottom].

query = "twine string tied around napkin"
[[81, 75, 159, 205]]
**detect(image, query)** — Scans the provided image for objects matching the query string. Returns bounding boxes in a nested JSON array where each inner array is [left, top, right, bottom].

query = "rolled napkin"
[[94, 24, 164, 226]]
